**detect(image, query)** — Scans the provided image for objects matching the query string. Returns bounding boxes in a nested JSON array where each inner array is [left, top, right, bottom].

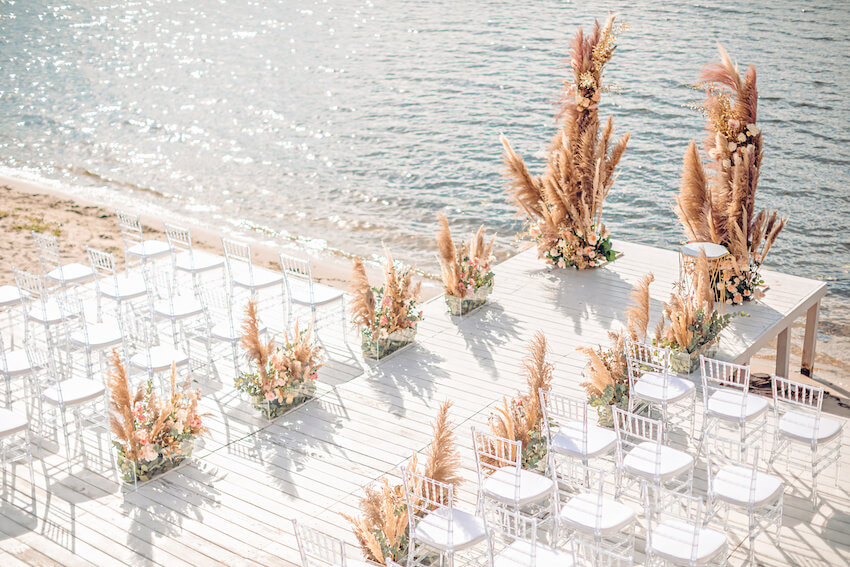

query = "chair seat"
[[26, 298, 77, 325], [713, 465, 783, 507], [413, 507, 487, 552], [551, 421, 617, 459], [126, 239, 172, 259], [706, 389, 769, 422], [210, 317, 267, 342], [287, 279, 345, 306], [494, 539, 576, 567], [482, 466, 554, 506], [623, 441, 694, 482], [0, 285, 22, 307], [43, 378, 105, 406], [779, 411, 842, 444], [70, 320, 123, 349], [46, 262, 95, 285], [153, 297, 204, 319], [98, 276, 147, 300], [174, 250, 225, 273], [634, 372, 695, 404], [651, 519, 726, 564], [130, 345, 189, 372], [231, 266, 283, 290], [0, 408, 28, 436], [1, 348, 40, 376], [559, 493, 635, 536]]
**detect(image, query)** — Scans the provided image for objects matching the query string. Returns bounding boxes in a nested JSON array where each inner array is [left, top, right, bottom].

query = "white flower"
[[727, 141, 737, 152], [140, 445, 157, 462], [747, 123, 759, 135], [722, 159, 732, 169], [557, 239, 566, 248], [737, 132, 746, 143]]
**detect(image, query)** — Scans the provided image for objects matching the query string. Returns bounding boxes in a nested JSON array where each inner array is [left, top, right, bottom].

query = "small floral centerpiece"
[[655, 253, 743, 374], [350, 249, 422, 359], [501, 15, 629, 270], [436, 213, 496, 316], [344, 402, 462, 565], [489, 332, 553, 471], [107, 351, 206, 484], [675, 45, 786, 306], [238, 301, 323, 419]]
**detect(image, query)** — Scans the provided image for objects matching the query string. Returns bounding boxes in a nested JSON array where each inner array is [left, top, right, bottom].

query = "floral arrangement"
[[488, 332, 553, 471], [107, 351, 206, 483], [343, 401, 461, 565], [579, 274, 653, 422], [350, 249, 423, 357], [675, 45, 786, 305], [238, 300, 323, 419], [436, 214, 495, 314], [501, 15, 629, 269]]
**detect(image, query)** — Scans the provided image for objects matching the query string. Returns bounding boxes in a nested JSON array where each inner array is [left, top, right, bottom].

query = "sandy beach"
[[1, 175, 846, 416]]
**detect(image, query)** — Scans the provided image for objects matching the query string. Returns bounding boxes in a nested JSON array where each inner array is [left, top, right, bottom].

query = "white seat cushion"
[[482, 466, 554, 506], [210, 316, 267, 342], [651, 519, 726, 564], [1, 348, 39, 376], [43, 378, 105, 406], [559, 493, 635, 536], [98, 276, 147, 300], [551, 421, 617, 459], [46, 262, 95, 284], [0, 408, 28, 436], [70, 320, 123, 349], [713, 465, 783, 507], [0, 285, 21, 306], [153, 296, 204, 319], [623, 441, 694, 482], [634, 372, 695, 404], [287, 279, 344, 306], [174, 250, 224, 273], [26, 297, 75, 324], [779, 411, 842, 444], [706, 389, 768, 422], [494, 539, 576, 567], [126, 239, 171, 258], [231, 266, 283, 289], [413, 507, 487, 552], [130, 345, 189, 371]]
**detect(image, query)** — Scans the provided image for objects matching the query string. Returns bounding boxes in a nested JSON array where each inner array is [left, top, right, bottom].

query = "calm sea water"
[[1, 1, 848, 348]]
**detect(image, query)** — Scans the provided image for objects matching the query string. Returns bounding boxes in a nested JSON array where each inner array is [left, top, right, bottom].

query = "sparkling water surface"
[[1, 1, 848, 349]]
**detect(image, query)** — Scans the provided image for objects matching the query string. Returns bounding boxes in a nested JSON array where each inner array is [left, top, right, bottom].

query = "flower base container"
[[116, 438, 195, 485], [250, 381, 316, 420], [670, 343, 718, 375], [361, 327, 416, 360], [445, 283, 493, 316]]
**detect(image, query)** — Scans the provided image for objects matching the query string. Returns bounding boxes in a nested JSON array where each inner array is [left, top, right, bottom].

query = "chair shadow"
[[455, 302, 522, 380]]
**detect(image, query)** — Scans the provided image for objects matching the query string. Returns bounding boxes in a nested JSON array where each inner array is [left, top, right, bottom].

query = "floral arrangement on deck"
[[675, 45, 786, 305], [655, 252, 742, 373], [436, 213, 496, 315], [237, 301, 324, 419], [343, 401, 462, 565], [579, 274, 654, 424], [488, 332, 553, 471], [501, 15, 629, 270], [107, 351, 206, 483], [350, 248, 423, 358]]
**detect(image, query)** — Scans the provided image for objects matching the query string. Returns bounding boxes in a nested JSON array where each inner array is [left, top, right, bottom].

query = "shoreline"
[[2, 173, 847, 415]]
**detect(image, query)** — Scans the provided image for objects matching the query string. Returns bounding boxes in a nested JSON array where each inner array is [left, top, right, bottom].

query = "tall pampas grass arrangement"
[[436, 214, 496, 315], [343, 401, 461, 565], [501, 15, 630, 269], [488, 332, 553, 470], [675, 44, 787, 305]]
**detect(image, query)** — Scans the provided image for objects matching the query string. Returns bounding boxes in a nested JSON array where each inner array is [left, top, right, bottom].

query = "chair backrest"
[[644, 486, 716, 565], [539, 389, 590, 476], [401, 466, 455, 548], [222, 238, 254, 282], [568, 464, 612, 536], [12, 267, 53, 328], [472, 427, 523, 503], [772, 375, 823, 414], [291, 518, 348, 566], [32, 231, 62, 275], [484, 506, 576, 566], [706, 437, 762, 509], [624, 339, 669, 392], [87, 247, 118, 280], [116, 209, 144, 245], [613, 406, 664, 478], [164, 222, 192, 255], [280, 252, 314, 302]]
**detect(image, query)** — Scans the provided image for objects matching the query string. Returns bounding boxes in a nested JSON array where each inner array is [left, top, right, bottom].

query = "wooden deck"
[[1, 240, 847, 566]]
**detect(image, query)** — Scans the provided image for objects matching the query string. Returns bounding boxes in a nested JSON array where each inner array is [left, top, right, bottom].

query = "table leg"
[[801, 301, 820, 377], [776, 327, 791, 379]]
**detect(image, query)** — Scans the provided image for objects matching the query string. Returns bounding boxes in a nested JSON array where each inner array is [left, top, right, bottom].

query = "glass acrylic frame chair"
[[279, 252, 347, 345], [291, 518, 372, 567], [32, 231, 95, 290], [484, 505, 578, 567]]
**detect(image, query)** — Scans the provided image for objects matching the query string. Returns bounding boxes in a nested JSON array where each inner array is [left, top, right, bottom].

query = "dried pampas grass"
[[241, 300, 273, 379], [436, 214, 495, 297]]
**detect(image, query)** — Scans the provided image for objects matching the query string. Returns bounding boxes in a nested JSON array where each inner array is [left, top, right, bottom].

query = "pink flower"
[[587, 232, 598, 245], [383, 295, 392, 307], [379, 315, 388, 327], [557, 259, 566, 269], [733, 293, 743, 304], [265, 391, 275, 401], [743, 289, 751, 297], [728, 118, 741, 130], [726, 283, 736, 292], [140, 445, 157, 462]]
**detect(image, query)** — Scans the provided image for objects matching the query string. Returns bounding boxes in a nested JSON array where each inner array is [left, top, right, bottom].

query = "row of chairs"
[[291, 347, 842, 567]]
